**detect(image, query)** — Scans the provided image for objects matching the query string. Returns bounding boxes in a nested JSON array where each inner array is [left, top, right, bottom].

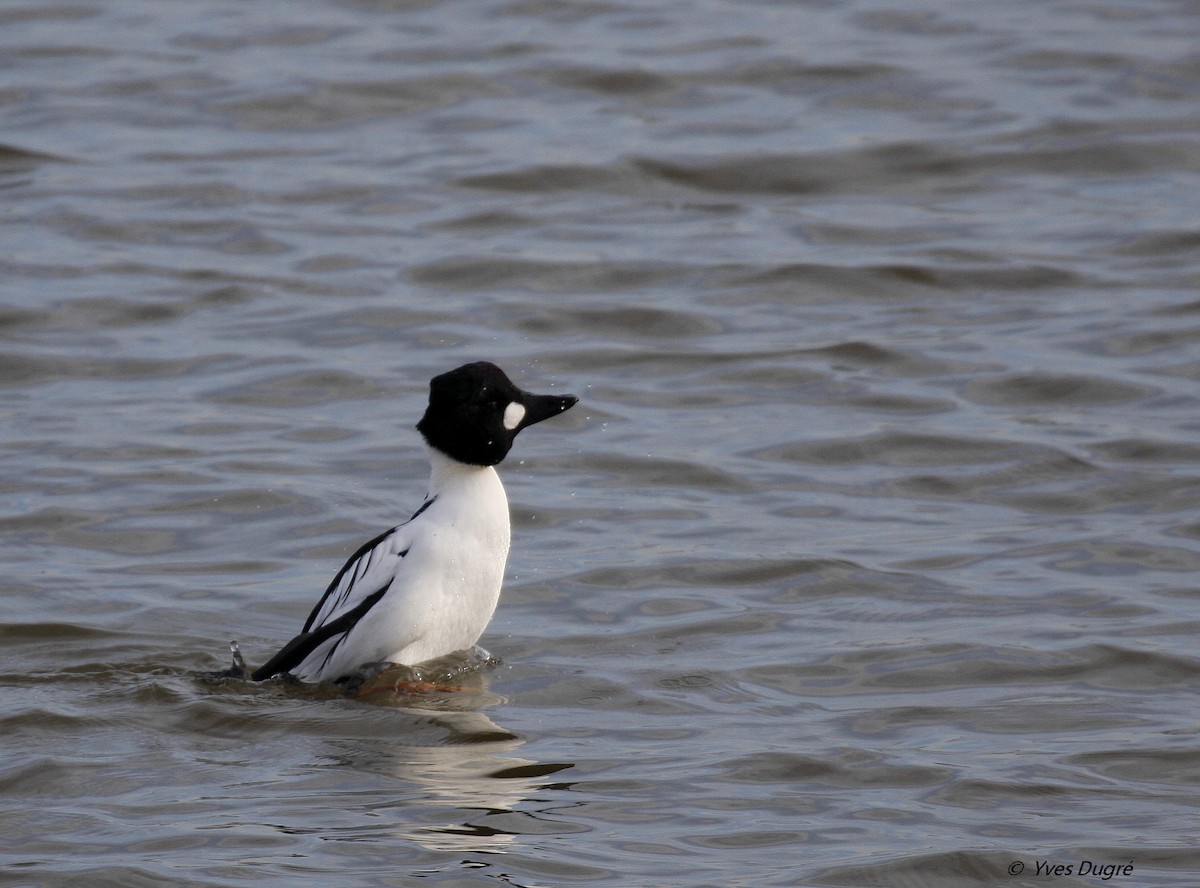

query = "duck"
[[250, 361, 576, 683]]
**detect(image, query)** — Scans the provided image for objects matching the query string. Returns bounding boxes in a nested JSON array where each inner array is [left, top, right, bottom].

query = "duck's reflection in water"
[[328, 657, 575, 854]]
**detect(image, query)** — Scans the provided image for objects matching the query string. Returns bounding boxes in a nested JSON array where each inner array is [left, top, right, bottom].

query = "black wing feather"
[[251, 584, 390, 681], [252, 497, 437, 682], [301, 525, 397, 633], [301, 497, 437, 633]]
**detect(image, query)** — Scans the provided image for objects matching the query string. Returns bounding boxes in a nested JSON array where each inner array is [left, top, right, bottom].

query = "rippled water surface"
[[4, 0, 1200, 885]]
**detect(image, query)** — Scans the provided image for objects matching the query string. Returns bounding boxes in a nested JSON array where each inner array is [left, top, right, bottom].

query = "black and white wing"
[[251, 499, 434, 681]]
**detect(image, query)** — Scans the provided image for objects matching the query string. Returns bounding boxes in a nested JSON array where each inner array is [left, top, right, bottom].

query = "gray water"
[[3, 0, 1200, 885]]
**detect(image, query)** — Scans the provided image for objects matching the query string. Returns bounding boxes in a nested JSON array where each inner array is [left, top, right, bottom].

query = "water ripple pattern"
[[2, 0, 1199, 886]]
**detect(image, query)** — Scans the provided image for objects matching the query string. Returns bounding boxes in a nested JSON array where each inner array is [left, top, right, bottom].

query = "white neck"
[[425, 445, 502, 497], [421, 446, 512, 562]]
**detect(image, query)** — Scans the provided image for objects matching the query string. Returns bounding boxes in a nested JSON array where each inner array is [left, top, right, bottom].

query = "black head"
[[416, 362, 577, 466]]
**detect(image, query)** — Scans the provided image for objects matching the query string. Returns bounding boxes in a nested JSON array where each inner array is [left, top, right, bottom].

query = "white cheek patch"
[[503, 401, 526, 431]]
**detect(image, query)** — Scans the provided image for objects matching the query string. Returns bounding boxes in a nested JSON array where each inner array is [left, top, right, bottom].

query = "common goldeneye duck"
[[250, 361, 577, 683]]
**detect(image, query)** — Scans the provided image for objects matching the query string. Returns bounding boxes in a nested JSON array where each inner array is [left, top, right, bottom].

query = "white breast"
[[300, 450, 512, 680]]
